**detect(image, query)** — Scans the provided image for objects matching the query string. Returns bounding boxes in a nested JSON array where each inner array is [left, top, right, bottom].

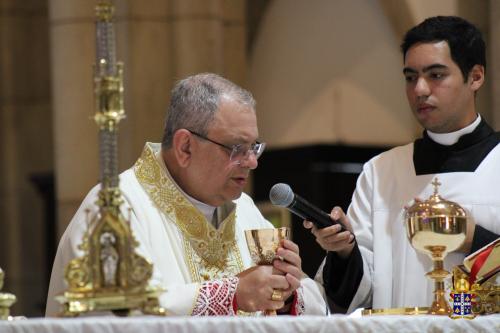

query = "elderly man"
[[46, 73, 327, 316]]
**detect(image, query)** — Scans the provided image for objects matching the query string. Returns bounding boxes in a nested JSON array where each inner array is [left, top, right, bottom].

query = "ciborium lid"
[[405, 178, 467, 219], [405, 178, 468, 260]]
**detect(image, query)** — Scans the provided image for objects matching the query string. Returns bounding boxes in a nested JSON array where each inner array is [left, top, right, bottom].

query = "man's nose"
[[239, 151, 258, 170], [414, 77, 430, 97]]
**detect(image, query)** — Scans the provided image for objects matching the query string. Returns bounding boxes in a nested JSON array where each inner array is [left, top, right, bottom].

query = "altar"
[[0, 314, 498, 333]]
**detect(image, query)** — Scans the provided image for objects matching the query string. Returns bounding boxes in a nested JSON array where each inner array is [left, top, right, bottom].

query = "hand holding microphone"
[[269, 183, 355, 257]]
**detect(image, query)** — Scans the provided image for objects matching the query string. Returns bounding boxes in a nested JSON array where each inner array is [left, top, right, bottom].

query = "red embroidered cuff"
[[192, 277, 239, 316], [290, 287, 305, 316]]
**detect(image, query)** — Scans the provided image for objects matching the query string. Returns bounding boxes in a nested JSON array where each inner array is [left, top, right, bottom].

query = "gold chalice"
[[405, 178, 467, 315], [244, 227, 290, 316]]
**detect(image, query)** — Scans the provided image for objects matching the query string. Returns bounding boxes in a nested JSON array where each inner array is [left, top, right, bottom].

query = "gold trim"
[[362, 307, 430, 316], [134, 143, 244, 279]]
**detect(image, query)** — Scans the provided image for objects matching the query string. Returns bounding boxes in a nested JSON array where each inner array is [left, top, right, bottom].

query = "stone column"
[[221, 0, 247, 85], [171, 0, 246, 83], [116, 0, 173, 162], [0, 0, 53, 316], [49, 0, 98, 237]]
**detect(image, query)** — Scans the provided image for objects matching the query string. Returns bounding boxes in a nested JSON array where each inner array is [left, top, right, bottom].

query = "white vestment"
[[332, 142, 500, 312], [46, 143, 327, 316]]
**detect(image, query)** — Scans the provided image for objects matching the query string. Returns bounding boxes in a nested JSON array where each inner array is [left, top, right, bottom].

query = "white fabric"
[[1, 315, 498, 333], [427, 114, 480, 145], [342, 142, 500, 312], [46, 144, 326, 317]]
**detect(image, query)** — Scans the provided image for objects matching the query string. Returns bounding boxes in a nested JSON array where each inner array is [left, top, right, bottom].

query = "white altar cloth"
[[0, 314, 497, 333]]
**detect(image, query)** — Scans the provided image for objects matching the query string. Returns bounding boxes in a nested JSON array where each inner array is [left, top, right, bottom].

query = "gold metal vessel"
[[56, 0, 164, 316], [0, 268, 16, 320], [244, 227, 289, 315], [245, 228, 289, 265], [361, 307, 429, 316], [405, 178, 467, 315]]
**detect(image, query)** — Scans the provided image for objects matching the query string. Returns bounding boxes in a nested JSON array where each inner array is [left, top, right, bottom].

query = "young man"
[[47, 73, 327, 316], [306, 16, 499, 313]]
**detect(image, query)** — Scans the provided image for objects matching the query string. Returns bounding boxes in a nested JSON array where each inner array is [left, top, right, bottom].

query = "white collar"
[[427, 114, 481, 146], [155, 151, 217, 225]]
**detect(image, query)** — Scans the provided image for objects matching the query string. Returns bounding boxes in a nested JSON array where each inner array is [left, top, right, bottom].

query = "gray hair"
[[161, 73, 256, 149]]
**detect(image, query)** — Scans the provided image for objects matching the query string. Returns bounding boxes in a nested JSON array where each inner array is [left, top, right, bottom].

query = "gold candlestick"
[[0, 267, 16, 320]]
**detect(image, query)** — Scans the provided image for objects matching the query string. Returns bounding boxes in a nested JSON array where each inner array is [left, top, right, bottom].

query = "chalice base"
[[264, 310, 277, 316]]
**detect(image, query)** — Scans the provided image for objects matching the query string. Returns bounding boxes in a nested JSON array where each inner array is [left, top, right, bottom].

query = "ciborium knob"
[[405, 178, 467, 315]]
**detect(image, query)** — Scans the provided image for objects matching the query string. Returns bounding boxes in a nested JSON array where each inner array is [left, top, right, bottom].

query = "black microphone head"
[[269, 183, 294, 207]]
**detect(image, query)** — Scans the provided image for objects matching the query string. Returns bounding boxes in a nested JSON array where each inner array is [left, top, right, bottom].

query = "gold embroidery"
[[134, 143, 244, 280], [184, 237, 244, 283]]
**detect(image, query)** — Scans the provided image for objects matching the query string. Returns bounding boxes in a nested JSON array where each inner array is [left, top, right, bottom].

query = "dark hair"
[[401, 16, 486, 82], [161, 73, 255, 149]]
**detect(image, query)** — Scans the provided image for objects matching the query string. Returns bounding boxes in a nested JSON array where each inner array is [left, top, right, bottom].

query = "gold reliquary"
[[54, 1, 165, 317], [56, 202, 165, 316]]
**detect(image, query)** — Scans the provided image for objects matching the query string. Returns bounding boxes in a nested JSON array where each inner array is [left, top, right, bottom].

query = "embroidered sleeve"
[[191, 277, 239, 316], [290, 287, 306, 316]]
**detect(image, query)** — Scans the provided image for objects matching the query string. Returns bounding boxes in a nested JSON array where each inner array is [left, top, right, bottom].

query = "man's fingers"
[[273, 259, 302, 279], [323, 230, 352, 243], [282, 239, 299, 254], [303, 220, 314, 229], [330, 207, 340, 220], [269, 275, 290, 290], [275, 249, 300, 268], [277, 274, 300, 305], [285, 273, 301, 291]]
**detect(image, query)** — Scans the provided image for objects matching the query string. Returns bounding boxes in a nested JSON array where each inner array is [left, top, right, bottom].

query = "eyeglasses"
[[187, 130, 266, 163]]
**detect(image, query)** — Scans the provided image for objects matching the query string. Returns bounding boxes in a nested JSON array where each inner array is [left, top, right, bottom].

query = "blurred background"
[[0, 0, 498, 317]]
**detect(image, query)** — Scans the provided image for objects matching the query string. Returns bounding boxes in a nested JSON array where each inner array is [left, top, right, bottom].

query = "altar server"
[[306, 16, 499, 313]]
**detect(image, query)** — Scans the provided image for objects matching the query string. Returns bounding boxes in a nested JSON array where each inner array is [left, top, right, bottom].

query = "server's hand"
[[304, 206, 355, 258]]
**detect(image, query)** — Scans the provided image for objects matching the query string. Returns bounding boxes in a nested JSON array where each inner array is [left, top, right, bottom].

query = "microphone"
[[269, 183, 346, 230]]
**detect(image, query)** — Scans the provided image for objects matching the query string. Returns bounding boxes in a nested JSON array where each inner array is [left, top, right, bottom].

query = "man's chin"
[[227, 190, 244, 202]]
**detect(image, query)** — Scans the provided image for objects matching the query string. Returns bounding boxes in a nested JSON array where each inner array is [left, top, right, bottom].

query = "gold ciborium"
[[405, 178, 467, 315], [244, 227, 290, 316]]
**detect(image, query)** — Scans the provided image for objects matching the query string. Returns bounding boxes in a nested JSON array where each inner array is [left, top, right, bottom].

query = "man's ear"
[[172, 129, 193, 168], [469, 64, 485, 92]]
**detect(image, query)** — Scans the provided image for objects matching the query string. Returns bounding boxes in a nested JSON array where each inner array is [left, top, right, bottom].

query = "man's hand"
[[272, 239, 306, 311], [235, 265, 289, 312], [303, 206, 355, 258]]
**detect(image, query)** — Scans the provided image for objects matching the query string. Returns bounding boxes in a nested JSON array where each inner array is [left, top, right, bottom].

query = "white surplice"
[[46, 143, 327, 316], [333, 142, 500, 312]]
